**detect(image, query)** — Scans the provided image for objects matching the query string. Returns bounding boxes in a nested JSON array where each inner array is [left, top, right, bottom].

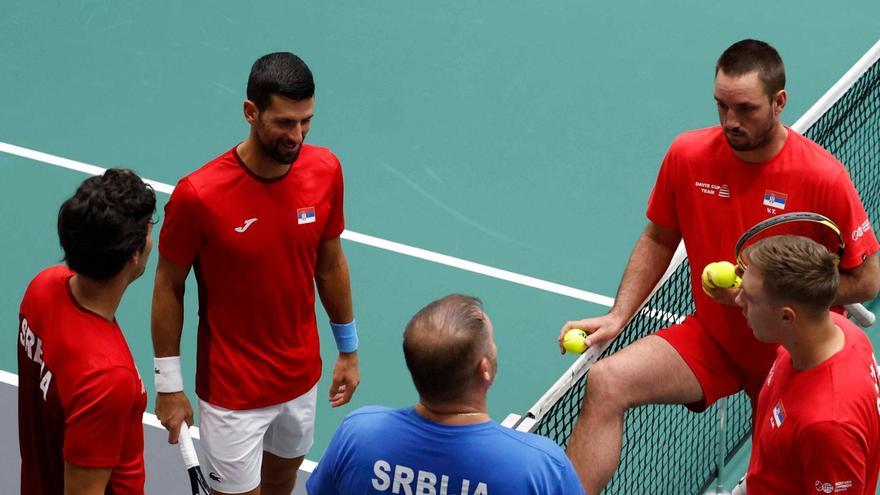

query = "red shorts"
[[655, 315, 777, 412]]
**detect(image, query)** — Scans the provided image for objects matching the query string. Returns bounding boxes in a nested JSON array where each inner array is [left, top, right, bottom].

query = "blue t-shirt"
[[306, 406, 585, 495]]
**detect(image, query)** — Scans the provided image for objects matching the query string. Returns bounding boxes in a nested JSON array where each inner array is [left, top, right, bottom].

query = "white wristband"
[[154, 356, 184, 393]]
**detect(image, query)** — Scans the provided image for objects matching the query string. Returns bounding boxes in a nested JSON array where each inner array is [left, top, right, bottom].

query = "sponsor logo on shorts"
[[209, 472, 222, 482], [851, 218, 872, 241]]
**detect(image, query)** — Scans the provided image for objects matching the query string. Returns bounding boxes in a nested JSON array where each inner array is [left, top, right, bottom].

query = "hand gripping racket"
[[734, 212, 875, 327], [178, 425, 212, 494]]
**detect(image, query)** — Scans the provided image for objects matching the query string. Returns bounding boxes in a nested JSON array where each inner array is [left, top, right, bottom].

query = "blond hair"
[[745, 235, 839, 315]]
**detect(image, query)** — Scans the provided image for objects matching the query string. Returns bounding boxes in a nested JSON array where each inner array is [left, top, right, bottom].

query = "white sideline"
[[0, 141, 615, 309]]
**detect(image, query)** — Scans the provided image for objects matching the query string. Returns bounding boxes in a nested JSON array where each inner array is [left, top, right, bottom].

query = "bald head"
[[403, 294, 494, 404]]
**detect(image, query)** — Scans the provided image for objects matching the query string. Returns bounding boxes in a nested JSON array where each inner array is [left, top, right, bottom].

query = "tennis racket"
[[178, 424, 212, 495], [734, 212, 875, 327]]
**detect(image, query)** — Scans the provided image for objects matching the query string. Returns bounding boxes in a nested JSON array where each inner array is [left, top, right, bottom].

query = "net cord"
[[792, 40, 880, 134]]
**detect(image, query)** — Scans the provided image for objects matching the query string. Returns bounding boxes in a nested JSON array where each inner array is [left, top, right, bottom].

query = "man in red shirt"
[[152, 52, 360, 495], [558, 39, 880, 494], [738, 235, 880, 494], [18, 169, 156, 495]]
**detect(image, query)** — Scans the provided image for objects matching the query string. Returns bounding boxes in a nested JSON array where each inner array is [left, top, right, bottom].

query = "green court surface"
[[2, 1, 879, 492]]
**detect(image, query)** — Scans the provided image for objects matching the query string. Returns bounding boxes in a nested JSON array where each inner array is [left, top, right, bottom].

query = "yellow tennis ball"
[[706, 261, 740, 288], [563, 329, 588, 354], [731, 274, 742, 288], [701, 262, 719, 288]]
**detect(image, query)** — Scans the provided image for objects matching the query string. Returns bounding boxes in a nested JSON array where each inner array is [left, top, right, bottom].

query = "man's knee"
[[585, 358, 630, 411], [585, 335, 704, 411], [261, 453, 302, 487]]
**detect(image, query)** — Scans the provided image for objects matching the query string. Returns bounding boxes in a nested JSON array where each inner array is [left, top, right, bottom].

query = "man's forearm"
[[610, 227, 680, 323], [316, 256, 354, 323], [835, 272, 880, 306], [835, 253, 880, 306], [151, 267, 186, 357]]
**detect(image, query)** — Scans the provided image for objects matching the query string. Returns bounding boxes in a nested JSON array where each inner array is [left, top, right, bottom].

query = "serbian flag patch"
[[763, 190, 788, 209], [770, 401, 786, 428], [297, 207, 316, 224]]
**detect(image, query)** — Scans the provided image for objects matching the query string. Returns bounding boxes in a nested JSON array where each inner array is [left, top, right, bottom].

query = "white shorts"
[[198, 385, 317, 493]]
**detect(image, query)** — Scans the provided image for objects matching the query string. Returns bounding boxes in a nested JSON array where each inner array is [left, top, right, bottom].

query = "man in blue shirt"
[[307, 294, 585, 495]]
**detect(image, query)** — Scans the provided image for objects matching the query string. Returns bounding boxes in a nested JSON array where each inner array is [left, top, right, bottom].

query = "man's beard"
[[725, 111, 776, 152], [263, 139, 300, 164], [257, 126, 301, 164]]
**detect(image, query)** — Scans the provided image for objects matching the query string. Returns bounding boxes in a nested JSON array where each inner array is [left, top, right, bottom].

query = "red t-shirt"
[[647, 126, 879, 373], [747, 313, 880, 494], [159, 144, 345, 409], [18, 265, 147, 495]]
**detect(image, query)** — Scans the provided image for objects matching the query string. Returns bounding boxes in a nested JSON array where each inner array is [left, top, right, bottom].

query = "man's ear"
[[243, 100, 259, 125]]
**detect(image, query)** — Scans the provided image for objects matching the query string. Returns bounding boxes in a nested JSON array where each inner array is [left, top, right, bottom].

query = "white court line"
[[0, 370, 18, 387], [0, 372, 318, 472], [0, 141, 615, 308]]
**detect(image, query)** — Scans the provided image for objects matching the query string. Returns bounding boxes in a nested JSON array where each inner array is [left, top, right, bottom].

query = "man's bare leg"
[[260, 452, 304, 495], [567, 335, 703, 494]]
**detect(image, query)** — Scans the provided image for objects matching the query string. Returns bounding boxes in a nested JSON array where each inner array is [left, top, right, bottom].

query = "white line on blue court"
[[0, 141, 616, 308]]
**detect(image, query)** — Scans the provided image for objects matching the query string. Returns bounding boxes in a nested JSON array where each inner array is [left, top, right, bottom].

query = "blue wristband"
[[330, 320, 359, 353]]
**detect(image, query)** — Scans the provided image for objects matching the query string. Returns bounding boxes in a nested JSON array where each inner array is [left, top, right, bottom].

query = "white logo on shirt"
[[372, 460, 488, 495], [851, 218, 872, 241], [870, 354, 880, 417], [694, 181, 729, 198], [816, 480, 853, 492], [19, 318, 52, 401], [234, 218, 258, 233], [135, 366, 145, 394]]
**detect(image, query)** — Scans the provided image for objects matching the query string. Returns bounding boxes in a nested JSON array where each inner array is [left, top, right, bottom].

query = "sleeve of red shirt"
[[322, 156, 345, 240], [827, 169, 879, 269], [645, 146, 680, 230], [159, 178, 203, 269], [799, 420, 869, 494], [63, 367, 139, 467]]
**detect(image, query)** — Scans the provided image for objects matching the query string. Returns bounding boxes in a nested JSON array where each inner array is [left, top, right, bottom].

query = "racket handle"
[[178, 424, 200, 470], [846, 303, 876, 328], [731, 476, 747, 495]]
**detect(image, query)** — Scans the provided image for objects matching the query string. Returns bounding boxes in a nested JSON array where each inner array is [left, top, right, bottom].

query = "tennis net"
[[513, 39, 880, 495]]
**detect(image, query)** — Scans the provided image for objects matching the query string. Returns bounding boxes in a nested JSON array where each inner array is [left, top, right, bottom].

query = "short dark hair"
[[58, 169, 156, 280], [403, 295, 491, 403], [745, 235, 839, 316], [246, 52, 315, 110], [716, 39, 786, 98]]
